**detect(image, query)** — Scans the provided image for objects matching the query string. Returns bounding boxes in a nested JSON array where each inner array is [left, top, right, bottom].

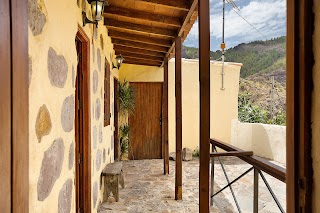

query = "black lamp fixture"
[[83, 0, 107, 28], [112, 54, 124, 70]]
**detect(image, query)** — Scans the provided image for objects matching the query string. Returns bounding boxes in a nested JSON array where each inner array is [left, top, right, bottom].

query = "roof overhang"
[[103, 0, 198, 67]]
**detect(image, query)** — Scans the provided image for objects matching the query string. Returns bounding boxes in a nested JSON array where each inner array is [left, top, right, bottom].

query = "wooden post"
[[175, 36, 182, 200], [210, 144, 214, 206], [199, 0, 211, 211], [163, 57, 169, 174], [286, 0, 314, 212], [253, 168, 259, 213]]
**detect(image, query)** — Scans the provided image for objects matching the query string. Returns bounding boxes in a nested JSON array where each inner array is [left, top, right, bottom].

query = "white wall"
[[231, 119, 286, 164]]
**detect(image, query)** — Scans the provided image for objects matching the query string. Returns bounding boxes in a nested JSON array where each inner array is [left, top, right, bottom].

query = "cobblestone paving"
[[99, 158, 286, 213]]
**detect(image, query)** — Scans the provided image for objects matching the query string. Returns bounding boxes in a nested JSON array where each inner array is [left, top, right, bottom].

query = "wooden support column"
[[175, 36, 182, 200], [286, 0, 314, 211], [199, 0, 211, 211], [163, 57, 169, 174]]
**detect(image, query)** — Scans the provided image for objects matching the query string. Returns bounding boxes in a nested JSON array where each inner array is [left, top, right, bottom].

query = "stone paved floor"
[[99, 158, 286, 213]]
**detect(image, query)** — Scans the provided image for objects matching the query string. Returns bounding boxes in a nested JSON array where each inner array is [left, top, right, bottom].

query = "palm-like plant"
[[119, 124, 130, 155], [119, 80, 135, 115]]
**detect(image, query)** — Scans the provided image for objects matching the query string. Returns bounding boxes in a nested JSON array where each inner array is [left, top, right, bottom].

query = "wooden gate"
[[129, 83, 163, 160]]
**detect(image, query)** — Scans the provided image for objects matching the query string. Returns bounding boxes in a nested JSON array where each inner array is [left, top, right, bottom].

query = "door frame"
[[0, 0, 29, 212], [114, 77, 120, 161], [286, 0, 314, 211], [75, 26, 91, 213]]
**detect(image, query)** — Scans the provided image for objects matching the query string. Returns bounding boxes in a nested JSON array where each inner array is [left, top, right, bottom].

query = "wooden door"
[[129, 83, 163, 160], [0, 0, 28, 212], [75, 27, 91, 213]]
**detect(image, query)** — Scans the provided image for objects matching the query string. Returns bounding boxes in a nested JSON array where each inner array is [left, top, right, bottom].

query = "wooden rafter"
[[165, 0, 198, 58], [112, 38, 168, 53], [132, 0, 191, 11], [124, 59, 161, 67], [108, 31, 172, 47], [104, 18, 177, 38], [124, 56, 162, 64], [113, 45, 165, 57], [104, 6, 182, 28], [115, 51, 163, 62]]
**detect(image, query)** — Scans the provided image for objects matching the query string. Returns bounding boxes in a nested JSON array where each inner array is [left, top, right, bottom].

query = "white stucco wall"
[[231, 120, 286, 164], [120, 59, 242, 153]]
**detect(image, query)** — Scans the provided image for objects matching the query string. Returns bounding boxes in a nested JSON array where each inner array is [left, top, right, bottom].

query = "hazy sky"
[[183, 0, 286, 51]]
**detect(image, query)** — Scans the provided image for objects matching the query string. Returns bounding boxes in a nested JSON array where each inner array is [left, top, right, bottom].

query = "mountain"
[[182, 36, 287, 114], [182, 36, 286, 78]]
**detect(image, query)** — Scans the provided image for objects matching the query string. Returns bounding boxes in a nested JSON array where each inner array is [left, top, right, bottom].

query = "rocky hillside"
[[183, 36, 286, 113], [241, 56, 286, 112]]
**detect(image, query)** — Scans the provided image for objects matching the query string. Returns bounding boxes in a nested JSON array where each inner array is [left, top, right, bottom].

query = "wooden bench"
[[101, 161, 125, 202]]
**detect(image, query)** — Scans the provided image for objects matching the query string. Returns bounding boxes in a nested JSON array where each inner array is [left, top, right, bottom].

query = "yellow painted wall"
[[120, 59, 241, 153], [28, 0, 117, 212], [312, 0, 320, 211], [120, 63, 163, 82]]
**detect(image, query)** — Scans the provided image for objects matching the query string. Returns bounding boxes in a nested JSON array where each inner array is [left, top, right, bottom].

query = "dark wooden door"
[[75, 27, 91, 213], [129, 82, 163, 160]]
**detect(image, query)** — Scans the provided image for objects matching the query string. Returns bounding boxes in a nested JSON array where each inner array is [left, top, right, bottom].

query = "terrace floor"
[[98, 158, 286, 213]]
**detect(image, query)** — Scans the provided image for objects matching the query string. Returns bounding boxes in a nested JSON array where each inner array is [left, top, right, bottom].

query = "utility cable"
[[226, 3, 268, 40]]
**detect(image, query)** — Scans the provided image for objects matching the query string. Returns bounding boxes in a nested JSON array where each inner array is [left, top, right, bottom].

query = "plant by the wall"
[[192, 146, 200, 157], [119, 124, 130, 155], [238, 91, 286, 125], [119, 80, 135, 115]]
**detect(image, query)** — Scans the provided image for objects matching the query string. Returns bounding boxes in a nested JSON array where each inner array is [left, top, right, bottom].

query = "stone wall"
[[28, 0, 118, 212], [230, 120, 286, 164]]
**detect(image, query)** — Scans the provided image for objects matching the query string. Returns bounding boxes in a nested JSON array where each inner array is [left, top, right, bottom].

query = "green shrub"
[[119, 80, 135, 115], [267, 110, 286, 126], [238, 92, 268, 123], [119, 124, 130, 154], [192, 146, 200, 157], [238, 91, 286, 125]]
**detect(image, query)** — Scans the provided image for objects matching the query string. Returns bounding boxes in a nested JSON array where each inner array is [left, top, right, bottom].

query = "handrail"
[[210, 138, 286, 182]]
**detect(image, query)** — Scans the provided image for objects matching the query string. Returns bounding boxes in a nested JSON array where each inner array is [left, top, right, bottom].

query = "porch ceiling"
[[103, 0, 198, 67]]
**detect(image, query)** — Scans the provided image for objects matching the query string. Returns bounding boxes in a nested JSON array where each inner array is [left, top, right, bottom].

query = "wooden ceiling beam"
[[104, 18, 177, 38], [124, 56, 163, 63], [113, 45, 165, 57], [132, 0, 191, 11], [165, 0, 198, 59], [108, 31, 172, 47], [112, 38, 168, 53], [123, 59, 162, 67], [104, 6, 182, 28], [116, 51, 163, 62]]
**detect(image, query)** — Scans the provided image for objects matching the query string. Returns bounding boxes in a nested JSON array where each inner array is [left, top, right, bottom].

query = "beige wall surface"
[[312, 0, 320, 211], [231, 120, 286, 164], [28, 0, 118, 212], [120, 59, 241, 153], [120, 63, 163, 82]]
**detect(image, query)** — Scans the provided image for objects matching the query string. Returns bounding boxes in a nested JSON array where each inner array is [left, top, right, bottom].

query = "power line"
[[226, 3, 268, 40]]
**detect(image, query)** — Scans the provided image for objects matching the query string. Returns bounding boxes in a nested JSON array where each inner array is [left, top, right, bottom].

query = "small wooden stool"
[[101, 161, 125, 202]]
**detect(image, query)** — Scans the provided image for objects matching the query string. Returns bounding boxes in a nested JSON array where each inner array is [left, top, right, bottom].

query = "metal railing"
[[210, 139, 286, 213]]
